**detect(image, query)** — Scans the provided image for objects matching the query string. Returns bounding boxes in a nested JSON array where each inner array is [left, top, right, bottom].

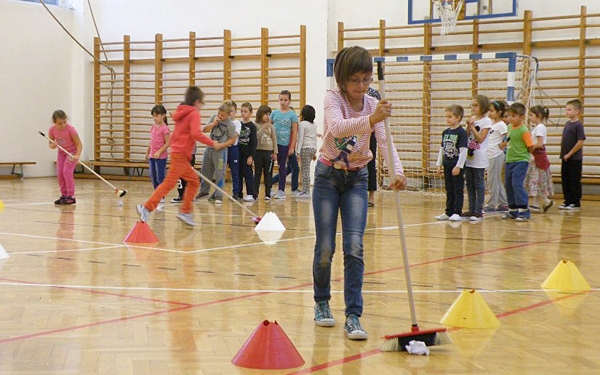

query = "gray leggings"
[[300, 147, 316, 193]]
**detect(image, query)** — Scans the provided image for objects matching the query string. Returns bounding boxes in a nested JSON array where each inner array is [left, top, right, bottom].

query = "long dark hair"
[[151, 105, 168, 125]]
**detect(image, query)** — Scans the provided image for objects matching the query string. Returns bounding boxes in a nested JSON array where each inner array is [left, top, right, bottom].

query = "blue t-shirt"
[[270, 109, 298, 146]]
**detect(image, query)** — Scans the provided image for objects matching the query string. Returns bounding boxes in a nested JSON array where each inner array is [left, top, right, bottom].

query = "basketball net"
[[434, 0, 464, 35]]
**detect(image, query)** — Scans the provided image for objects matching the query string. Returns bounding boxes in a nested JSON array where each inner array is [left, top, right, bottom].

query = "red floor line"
[[0, 291, 270, 344], [286, 291, 591, 374], [0, 305, 192, 344], [0, 277, 191, 306], [365, 234, 581, 276]]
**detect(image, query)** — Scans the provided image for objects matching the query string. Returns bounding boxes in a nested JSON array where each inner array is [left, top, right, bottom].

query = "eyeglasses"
[[348, 76, 373, 86]]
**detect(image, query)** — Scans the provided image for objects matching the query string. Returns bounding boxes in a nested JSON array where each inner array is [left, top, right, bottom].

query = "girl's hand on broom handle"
[[389, 173, 407, 191], [369, 99, 392, 126]]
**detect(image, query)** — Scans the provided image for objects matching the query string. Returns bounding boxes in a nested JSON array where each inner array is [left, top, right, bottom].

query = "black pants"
[[177, 154, 196, 198], [254, 149, 274, 198], [561, 158, 582, 206], [367, 132, 377, 192], [444, 164, 465, 216]]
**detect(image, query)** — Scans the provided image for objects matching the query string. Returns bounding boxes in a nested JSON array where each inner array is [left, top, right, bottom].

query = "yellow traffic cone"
[[541, 259, 591, 292], [440, 289, 501, 329]]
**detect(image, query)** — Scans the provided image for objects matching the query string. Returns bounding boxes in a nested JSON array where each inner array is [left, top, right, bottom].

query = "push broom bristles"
[[380, 327, 451, 352]]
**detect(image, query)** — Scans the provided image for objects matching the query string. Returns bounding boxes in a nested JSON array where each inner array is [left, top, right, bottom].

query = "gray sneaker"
[[273, 190, 286, 199], [344, 314, 368, 340], [176, 212, 196, 226], [314, 301, 335, 327], [136, 204, 150, 222]]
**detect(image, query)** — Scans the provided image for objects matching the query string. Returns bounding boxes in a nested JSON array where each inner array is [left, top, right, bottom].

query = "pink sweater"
[[321, 88, 403, 175]]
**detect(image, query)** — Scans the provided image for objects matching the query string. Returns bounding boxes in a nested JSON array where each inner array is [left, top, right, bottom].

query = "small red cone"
[[123, 221, 159, 243], [232, 320, 304, 370]]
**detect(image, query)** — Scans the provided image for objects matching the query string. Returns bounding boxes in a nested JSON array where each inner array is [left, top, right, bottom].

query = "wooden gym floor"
[[0, 177, 598, 375]]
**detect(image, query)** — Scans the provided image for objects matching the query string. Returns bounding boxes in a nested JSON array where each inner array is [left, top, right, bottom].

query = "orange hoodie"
[[170, 104, 214, 157]]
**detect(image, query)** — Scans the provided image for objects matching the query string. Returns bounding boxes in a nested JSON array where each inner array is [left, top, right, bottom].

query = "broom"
[[375, 60, 451, 352]]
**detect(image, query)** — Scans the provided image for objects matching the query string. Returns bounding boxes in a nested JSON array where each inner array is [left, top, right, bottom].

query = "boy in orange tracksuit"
[[137, 86, 223, 226]]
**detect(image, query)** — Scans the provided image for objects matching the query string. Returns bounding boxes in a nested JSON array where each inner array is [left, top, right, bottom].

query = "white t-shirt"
[[232, 119, 242, 146], [465, 116, 492, 168], [486, 120, 508, 159], [531, 123, 547, 145]]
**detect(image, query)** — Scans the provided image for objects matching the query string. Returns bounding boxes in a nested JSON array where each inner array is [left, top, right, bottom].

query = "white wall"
[[3, 0, 600, 177], [0, 0, 83, 177]]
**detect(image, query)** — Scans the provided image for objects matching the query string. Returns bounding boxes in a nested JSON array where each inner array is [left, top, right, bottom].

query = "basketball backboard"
[[408, 0, 518, 24]]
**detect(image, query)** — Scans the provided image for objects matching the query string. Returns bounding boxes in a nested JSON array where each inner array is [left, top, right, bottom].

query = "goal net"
[[369, 52, 538, 193]]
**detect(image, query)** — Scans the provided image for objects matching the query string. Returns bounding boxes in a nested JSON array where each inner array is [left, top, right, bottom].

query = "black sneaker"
[[63, 196, 76, 205], [170, 197, 183, 203], [54, 196, 67, 205]]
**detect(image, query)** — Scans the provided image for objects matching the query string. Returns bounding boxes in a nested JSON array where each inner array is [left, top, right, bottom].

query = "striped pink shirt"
[[320, 88, 403, 175]]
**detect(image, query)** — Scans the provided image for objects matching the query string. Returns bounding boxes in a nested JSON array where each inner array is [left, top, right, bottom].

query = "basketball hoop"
[[434, 0, 464, 35]]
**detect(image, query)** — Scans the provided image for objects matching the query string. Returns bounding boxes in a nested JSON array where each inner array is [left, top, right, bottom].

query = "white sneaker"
[[448, 214, 462, 221], [264, 196, 271, 201], [243, 195, 255, 202], [176, 212, 196, 226], [296, 192, 311, 199], [214, 199, 222, 204], [136, 204, 150, 222], [291, 190, 301, 196], [273, 190, 286, 199], [159, 197, 165, 203], [435, 213, 450, 221]]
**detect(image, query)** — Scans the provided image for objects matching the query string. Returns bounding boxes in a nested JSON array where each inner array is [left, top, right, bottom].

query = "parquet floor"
[[0, 177, 598, 374]]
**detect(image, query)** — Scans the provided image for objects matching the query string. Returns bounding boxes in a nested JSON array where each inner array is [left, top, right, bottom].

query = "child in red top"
[[137, 86, 223, 226], [48, 110, 82, 205]]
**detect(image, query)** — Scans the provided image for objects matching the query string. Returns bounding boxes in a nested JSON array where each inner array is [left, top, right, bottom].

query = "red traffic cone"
[[123, 221, 159, 243], [232, 320, 304, 370]]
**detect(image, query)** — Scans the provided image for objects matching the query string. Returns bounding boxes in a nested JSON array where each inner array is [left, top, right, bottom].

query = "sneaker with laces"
[[566, 204, 581, 211], [461, 212, 472, 220], [290, 189, 301, 196], [344, 314, 368, 340], [170, 196, 183, 203], [529, 205, 541, 212], [469, 212, 483, 222], [296, 192, 311, 199], [515, 209, 531, 222], [543, 200, 554, 212], [434, 213, 450, 221], [273, 190, 286, 199], [176, 212, 196, 226], [314, 301, 335, 327], [63, 196, 76, 205], [449, 213, 462, 221], [243, 195, 255, 202], [54, 196, 66, 205], [558, 203, 568, 210], [136, 204, 150, 222], [502, 210, 517, 219]]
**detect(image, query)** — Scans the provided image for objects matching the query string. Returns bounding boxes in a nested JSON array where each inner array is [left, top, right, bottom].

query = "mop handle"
[[38, 131, 120, 191], [190, 166, 259, 218], [377, 61, 419, 328]]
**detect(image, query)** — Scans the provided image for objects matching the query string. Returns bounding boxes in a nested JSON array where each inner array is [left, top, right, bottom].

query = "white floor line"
[[0, 281, 594, 294]]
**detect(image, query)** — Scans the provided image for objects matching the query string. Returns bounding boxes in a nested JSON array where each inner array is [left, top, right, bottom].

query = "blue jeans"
[[272, 151, 299, 191], [312, 160, 368, 317], [148, 158, 167, 189], [505, 161, 529, 209], [465, 167, 485, 214], [228, 145, 240, 197]]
